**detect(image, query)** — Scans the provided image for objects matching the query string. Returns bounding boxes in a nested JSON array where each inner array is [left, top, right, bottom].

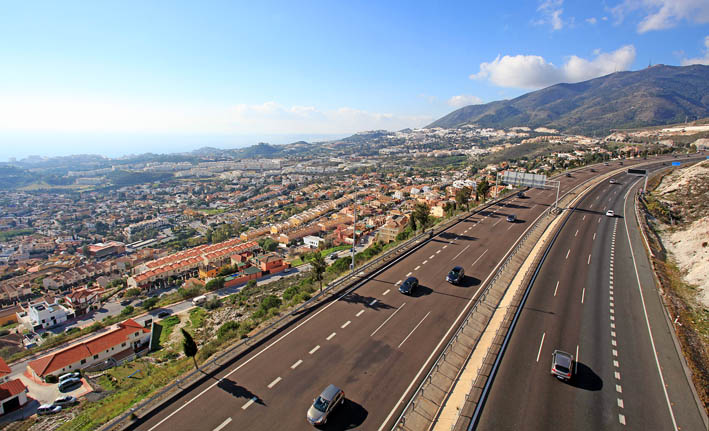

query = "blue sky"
[[1, 0, 709, 160]]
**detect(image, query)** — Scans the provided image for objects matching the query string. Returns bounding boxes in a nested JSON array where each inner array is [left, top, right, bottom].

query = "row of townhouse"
[[42, 260, 124, 290], [127, 239, 259, 290]]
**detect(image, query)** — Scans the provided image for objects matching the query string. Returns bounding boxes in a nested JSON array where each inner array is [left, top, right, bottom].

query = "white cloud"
[[447, 95, 484, 107], [470, 45, 636, 89], [681, 36, 709, 65], [0, 96, 432, 136], [612, 0, 709, 33], [586, 17, 598, 24], [537, 0, 565, 30]]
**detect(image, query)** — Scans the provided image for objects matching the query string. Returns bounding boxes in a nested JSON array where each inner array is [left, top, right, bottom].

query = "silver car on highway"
[[307, 384, 345, 426]]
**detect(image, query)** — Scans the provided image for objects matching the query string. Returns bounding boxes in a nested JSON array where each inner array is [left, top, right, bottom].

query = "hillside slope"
[[429, 64, 709, 134]]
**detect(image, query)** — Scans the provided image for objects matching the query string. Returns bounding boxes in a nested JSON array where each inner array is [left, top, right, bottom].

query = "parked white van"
[[192, 295, 207, 306]]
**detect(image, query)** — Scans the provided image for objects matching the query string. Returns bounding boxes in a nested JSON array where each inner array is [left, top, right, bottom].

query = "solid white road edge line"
[[452, 244, 471, 261], [371, 303, 406, 337], [398, 312, 431, 349], [623, 180, 679, 431]]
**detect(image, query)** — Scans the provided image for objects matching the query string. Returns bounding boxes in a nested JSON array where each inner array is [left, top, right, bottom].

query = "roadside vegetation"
[[640, 168, 709, 414]]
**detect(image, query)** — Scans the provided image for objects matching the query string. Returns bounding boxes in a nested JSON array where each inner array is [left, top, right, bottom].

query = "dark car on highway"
[[446, 266, 465, 285], [399, 277, 419, 295], [506, 214, 517, 223]]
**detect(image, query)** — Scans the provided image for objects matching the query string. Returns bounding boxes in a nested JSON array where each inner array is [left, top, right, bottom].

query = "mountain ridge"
[[428, 64, 709, 134]]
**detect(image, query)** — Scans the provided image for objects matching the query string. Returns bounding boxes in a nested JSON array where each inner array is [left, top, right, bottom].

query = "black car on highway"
[[399, 277, 419, 295], [446, 266, 465, 285]]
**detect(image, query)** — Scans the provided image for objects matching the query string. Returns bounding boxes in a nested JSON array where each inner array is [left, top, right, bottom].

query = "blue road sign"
[[672, 161, 681, 166]]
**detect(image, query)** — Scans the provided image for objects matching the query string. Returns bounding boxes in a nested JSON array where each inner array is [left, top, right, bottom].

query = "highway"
[[130, 159, 663, 431], [476, 160, 706, 430]]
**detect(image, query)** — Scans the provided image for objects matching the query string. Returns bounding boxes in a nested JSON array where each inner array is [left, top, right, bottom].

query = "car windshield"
[[556, 364, 570, 374], [313, 396, 329, 412], [449, 269, 460, 276]]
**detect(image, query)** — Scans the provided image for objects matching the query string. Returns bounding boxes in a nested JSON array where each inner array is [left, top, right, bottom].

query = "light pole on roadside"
[[351, 192, 356, 275]]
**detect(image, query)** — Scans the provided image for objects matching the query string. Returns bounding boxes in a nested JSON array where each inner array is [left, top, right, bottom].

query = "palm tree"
[[181, 328, 199, 371]]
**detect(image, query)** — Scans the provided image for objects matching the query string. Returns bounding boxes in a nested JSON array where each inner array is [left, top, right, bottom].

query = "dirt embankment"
[[639, 159, 709, 414]]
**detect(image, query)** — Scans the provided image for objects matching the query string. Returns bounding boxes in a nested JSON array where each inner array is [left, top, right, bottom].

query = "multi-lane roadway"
[[476, 160, 706, 430], [129, 157, 692, 431]]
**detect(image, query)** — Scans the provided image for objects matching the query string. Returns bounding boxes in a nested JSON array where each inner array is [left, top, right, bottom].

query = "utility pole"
[[351, 193, 356, 274]]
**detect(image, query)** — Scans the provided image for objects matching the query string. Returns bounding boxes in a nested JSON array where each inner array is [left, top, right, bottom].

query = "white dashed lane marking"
[[383, 289, 390, 296], [326, 332, 336, 341], [341, 321, 351, 329], [291, 359, 303, 369], [309, 345, 320, 354], [213, 418, 232, 431], [241, 398, 256, 410], [267, 377, 282, 389]]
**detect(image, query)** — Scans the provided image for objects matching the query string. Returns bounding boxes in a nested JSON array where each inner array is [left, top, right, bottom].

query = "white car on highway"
[[606, 210, 615, 217]]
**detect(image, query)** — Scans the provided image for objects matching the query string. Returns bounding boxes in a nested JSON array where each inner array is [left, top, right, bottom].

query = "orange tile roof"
[[0, 357, 11, 376], [0, 379, 26, 399], [28, 319, 150, 378]]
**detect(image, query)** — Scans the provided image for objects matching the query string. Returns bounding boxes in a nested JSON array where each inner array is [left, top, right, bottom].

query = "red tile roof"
[[28, 318, 150, 378], [0, 357, 11, 376], [0, 379, 26, 399]]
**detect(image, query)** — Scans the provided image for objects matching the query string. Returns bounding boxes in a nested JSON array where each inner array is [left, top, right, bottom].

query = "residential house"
[[303, 235, 325, 249], [0, 358, 28, 415], [18, 300, 71, 331], [27, 318, 151, 381], [377, 215, 409, 243], [64, 286, 103, 316]]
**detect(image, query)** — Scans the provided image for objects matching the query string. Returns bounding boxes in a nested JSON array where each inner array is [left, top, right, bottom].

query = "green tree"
[[455, 187, 472, 211], [181, 328, 199, 371], [310, 251, 327, 292], [205, 277, 225, 291], [142, 297, 158, 310], [413, 202, 431, 231], [477, 178, 490, 202], [125, 288, 140, 297], [258, 237, 278, 252]]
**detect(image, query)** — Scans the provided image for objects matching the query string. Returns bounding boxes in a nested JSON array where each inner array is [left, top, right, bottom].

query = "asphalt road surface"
[[131, 158, 688, 431], [476, 159, 706, 430]]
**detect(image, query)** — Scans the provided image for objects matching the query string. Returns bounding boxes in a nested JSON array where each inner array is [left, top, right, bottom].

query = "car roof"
[[451, 266, 463, 271], [320, 384, 342, 400], [553, 350, 573, 367], [404, 276, 417, 283]]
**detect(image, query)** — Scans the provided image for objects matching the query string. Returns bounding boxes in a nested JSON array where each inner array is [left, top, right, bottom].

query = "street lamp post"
[[351, 193, 356, 274]]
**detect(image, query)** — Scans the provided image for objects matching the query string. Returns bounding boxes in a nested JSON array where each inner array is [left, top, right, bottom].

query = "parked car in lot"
[[307, 384, 345, 426], [53, 395, 77, 406], [446, 266, 465, 285], [550, 349, 573, 381], [120, 299, 132, 306], [37, 404, 62, 415], [58, 371, 80, 383], [58, 377, 81, 392], [399, 277, 419, 295]]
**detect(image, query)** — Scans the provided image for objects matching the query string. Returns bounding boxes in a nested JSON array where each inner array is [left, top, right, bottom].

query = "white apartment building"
[[23, 301, 71, 331]]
